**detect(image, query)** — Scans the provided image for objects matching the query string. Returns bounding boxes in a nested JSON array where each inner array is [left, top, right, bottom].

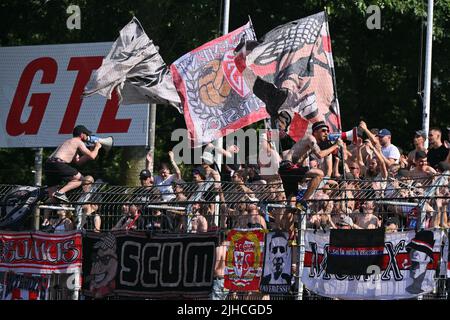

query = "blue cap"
[[378, 129, 391, 137]]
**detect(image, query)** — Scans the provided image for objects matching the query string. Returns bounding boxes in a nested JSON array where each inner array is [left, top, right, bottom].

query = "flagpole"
[[213, 0, 230, 229], [422, 0, 434, 150]]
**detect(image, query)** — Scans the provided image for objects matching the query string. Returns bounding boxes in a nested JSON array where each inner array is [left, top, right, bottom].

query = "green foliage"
[[1, 0, 449, 184]]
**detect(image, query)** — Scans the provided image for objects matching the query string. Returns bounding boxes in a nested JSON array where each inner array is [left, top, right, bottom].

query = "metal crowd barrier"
[[0, 172, 449, 300]]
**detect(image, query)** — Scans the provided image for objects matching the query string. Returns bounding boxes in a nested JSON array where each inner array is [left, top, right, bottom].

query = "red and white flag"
[[170, 23, 268, 146]]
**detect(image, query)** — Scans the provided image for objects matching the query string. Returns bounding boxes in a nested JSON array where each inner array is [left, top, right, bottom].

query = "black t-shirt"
[[427, 145, 449, 168]]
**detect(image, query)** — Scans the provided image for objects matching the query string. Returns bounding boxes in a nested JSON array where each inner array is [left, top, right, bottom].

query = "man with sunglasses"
[[280, 121, 343, 210]]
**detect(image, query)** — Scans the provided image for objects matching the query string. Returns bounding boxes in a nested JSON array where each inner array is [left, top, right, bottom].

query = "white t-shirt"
[[382, 144, 400, 163], [154, 175, 176, 201]]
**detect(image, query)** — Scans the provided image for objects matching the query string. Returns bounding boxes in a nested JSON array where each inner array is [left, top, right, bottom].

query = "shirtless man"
[[44, 125, 101, 202], [410, 150, 437, 178], [279, 121, 342, 209]]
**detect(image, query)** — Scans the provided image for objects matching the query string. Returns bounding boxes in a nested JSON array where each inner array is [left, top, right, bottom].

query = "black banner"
[[326, 229, 385, 275], [82, 231, 218, 299]]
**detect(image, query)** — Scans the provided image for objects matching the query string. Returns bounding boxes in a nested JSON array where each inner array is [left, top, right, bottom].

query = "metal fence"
[[0, 172, 449, 300]]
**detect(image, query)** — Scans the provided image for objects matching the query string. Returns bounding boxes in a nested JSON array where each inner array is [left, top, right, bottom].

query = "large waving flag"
[[84, 17, 182, 113], [170, 22, 267, 146], [246, 12, 341, 142]]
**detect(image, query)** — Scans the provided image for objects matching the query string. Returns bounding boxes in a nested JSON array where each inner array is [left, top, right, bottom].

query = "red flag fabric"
[[247, 12, 341, 141], [170, 23, 268, 147]]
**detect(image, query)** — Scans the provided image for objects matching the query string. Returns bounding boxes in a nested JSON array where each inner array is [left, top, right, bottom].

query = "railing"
[[0, 172, 449, 300]]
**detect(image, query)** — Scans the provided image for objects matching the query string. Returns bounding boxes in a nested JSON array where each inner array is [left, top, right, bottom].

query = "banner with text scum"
[[247, 11, 341, 142], [82, 231, 218, 299], [224, 229, 265, 292], [302, 229, 442, 300], [171, 22, 267, 147]]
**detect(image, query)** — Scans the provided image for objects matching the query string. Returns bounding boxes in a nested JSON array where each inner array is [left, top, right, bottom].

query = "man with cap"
[[407, 130, 427, 168], [405, 230, 435, 294], [44, 125, 101, 202], [377, 128, 401, 167], [139, 169, 153, 187], [280, 120, 343, 210]]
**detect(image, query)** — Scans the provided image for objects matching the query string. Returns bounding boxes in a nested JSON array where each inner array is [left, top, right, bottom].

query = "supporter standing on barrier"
[[427, 128, 449, 169], [44, 125, 101, 202], [280, 120, 343, 210]]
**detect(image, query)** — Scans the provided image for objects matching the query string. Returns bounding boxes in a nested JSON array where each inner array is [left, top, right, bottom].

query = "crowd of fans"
[[40, 121, 450, 240]]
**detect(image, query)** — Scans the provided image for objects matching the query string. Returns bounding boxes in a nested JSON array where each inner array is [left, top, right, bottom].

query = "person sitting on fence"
[[76, 175, 101, 232], [112, 204, 146, 231], [352, 200, 380, 229], [44, 125, 102, 203], [280, 121, 343, 210]]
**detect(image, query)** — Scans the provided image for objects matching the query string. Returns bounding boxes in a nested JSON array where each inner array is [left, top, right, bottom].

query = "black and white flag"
[[84, 17, 182, 113]]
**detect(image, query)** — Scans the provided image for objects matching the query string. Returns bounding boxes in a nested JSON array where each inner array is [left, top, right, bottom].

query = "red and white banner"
[[1, 272, 51, 300], [303, 229, 442, 300], [171, 23, 268, 147], [0, 42, 149, 148], [0, 231, 82, 274], [224, 229, 265, 292]]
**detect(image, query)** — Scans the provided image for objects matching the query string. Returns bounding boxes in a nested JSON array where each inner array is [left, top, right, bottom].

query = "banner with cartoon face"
[[82, 231, 218, 299], [303, 229, 442, 300], [224, 229, 265, 291], [260, 231, 292, 294]]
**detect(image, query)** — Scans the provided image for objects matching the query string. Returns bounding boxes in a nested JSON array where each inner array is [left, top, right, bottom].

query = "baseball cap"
[[139, 169, 152, 179], [73, 125, 92, 137], [377, 129, 391, 137], [312, 121, 329, 132], [415, 130, 427, 139]]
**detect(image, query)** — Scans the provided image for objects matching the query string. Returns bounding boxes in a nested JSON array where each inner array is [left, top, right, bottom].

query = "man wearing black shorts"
[[278, 121, 342, 210], [44, 125, 101, 202]]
